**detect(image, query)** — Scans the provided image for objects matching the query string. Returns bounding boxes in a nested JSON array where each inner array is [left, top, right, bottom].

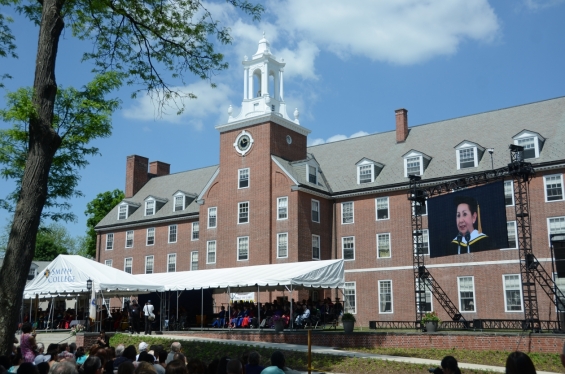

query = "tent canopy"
[[134, 259, 344, 293], [24, 255, 164, 298]]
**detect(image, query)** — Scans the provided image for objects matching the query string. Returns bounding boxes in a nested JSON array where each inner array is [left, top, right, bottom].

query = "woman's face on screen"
[[456, 203, 476, 235]]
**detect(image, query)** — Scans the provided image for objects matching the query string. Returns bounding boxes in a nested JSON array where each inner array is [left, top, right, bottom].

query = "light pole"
[[86, 279, 92, 331], [487, 148, 494, 170]]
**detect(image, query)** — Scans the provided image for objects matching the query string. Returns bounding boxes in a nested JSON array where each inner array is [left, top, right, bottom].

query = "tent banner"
[[230, 292, 255, 302]]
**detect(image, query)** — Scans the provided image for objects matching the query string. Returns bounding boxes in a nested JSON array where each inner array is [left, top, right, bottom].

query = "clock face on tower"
[[233, 130, 254, 156]]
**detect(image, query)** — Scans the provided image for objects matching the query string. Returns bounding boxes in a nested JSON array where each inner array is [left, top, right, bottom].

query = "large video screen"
[[428, 181, 509, 258]]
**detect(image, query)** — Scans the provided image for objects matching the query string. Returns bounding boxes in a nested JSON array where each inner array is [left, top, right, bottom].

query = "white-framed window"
[[504, 180, 514, 206], [307, 165, 318, 184], [237, 236, 249, 261], [342, 236, 355, 261], [208, 207, 217, 228], [118, 205, 128, 220], [406, 156, 421, 176], [358, 164, 373, 184], [146, 228, 155, 246], [168, 253, 176, 273], [168, 225, 177, 243], [207, 241, 216, 264], [145, 255, 154, 274], [277, 233, 288, 258], [513, 131, 545, 159], [504, 221, 518, 249], [377, 233, 391, 258], [341, 202, 354, 224], [191, 251, 199, 270], [238, 202, 249, 224], [105, 233, 114, 250], [458, 148, 476, 169], [277, 197, 288, 220], [458, 276, 476, 312], [238, 168, 250, 189], [503, 274, 523, 312], [378, 280, 393, 313], [548, 217, 565, 245], [192, 222, 199, 240], [414, 229, 430, 255], [124, 257, 132, 274], [125, 230, 134, 248], [312, 235, 320, 260], [145, 199, 155, 216], [544, 174, 564, 202], [375, 197, 389, 220], [344, 282, 357, 314], [105, 259, 112, 267], [416, 279, 433, 312], [174, 195, 184, 212], [311, 199, 320, 223]]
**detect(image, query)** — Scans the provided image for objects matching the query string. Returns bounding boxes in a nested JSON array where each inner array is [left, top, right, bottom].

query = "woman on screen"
[[450, 196, 489, 254]]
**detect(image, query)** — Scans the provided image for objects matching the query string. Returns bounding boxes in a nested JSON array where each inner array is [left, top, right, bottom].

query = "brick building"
[[96, 36, 565, 326]]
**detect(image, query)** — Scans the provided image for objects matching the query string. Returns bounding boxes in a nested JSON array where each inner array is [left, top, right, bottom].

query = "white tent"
[[134, 259, 344, 292], [24, 255, 165, 298]]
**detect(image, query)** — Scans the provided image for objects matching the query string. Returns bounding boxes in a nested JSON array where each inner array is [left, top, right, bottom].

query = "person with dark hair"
[[121, 346, 137, 363], [75, 347, 87, 366], [36, 363, 49, 374], [19, 323, 36, 364], [245, 352, 263, 374], [259, 352, 284, 374], [83, 357, 103, 374], [138, 352, 154, 365], [135, 362, 156, 374], [117, 362, 135, 374], [9, 348, 23, 373], [225, 360, 241, 374], [96, 331, 109, 349], [16, 363, 37, 374], [206, 360, 218, 374], [450, 196, 489, 255], [440, 356, 461, 374], [153, 351, 167, 374], [506, 351, 536, 374], [165, 360, 187, 374]]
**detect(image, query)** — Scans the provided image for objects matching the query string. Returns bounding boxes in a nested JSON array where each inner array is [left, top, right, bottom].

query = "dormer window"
[[454, 141, 484, 170], [118, 205, 127, 220], [145, 200, 155, 216], [172, 191, 195, 212], [117, 201, 140, 220], [144, 196, 168, 216], [513, 130, 545, 159], [402, 150, 431, 177], [174, 195, 184, 211], [355, 158, 384, 184], [307, 165, 317, 184]]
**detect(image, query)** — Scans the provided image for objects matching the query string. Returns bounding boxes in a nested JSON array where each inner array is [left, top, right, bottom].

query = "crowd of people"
[[3, 325, 306, 374]]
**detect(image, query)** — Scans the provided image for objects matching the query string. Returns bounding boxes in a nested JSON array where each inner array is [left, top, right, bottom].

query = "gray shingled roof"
[[96, 165, 218, 229], [307, 96, 565, 193], [273, 155, 332, 194]]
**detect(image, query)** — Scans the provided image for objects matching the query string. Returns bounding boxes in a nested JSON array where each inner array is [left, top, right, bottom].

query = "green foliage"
[[421, 311, 441, 323], [0, 1, 17, 88], [34, 222, 80, 260], [341, 313, 356, 322], [0, 72, 121, 222], [84, 189, 124, 257]]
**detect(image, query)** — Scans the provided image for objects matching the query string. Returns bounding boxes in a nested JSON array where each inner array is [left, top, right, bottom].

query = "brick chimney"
[[125, 155, 149, 198], [395, 108, 408, 143], [149, 161, 170, 177]]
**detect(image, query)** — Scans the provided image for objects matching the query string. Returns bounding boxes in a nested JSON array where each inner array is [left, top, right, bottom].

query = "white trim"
[[311, 199, 320, 223], [277, 232, 288, 259], [168, 224, 178, 244], [272, 156, 299, 185], [344, 281, 357, 314], [216, 112, 311, 136], [501, 221, 518, 250], [341, 201, 354, 224], [145, 255, 154, 274], [173, 194, 185, 212], [233, 130, 255, 156], [378, 280, 393, 314], [548, 216, 565, 247], [504, 180, 515, 207], [237, 236, 249, 261], [377, 233, 391, 259], [125, 230, 134, 248], [206, 241, 216, 264], [457, 276, 476, 313], [145, 199, 156, 216], [146, 227, 155, 246], [543, 174, 564, 202], [124, 257, 133, 274], [196, 167, 220, 202], [167, 253, 177, 273], [117, 204, 129, 220], [104, 259, 112, 267], [404, 155, 422, 178], [513, 132, 541, 159], [456, 147, 477, 170], [277, 196, 288, 220], [312, 234, 321, 260], [191, 222, 200, 241], [238, 168, 250, 189], [342, 236, 355, 261], [208, 207, 217, 229], [357, 162, 374, 184], [375, 197, 390, 221], [238, 201, 249, 224], [191, 251, 199, 271], [307, 164, 318, 185], [502, 274, 523, 312], [105, 233, 114, 251]]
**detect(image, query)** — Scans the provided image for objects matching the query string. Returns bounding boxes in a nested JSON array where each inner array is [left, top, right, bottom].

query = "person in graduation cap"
[[449, 195, 489, 255]]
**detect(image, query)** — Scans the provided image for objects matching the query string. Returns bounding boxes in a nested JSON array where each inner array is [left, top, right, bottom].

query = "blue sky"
[[1, 0, 565, 240]]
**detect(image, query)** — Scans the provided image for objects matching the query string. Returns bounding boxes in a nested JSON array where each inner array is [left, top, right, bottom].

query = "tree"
[[0, 0, 262, 354], [34, 225, 70, 261], [84, 189, 124, 258]]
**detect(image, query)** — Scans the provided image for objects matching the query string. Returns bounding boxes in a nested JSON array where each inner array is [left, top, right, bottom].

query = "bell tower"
[[228, 33, 298, 123]]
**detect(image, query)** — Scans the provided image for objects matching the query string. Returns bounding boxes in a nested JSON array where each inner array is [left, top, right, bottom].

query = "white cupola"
[[228, 33, 297, 124]]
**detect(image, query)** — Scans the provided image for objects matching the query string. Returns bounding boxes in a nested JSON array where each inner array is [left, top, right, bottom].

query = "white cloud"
[[307, 131, 370, 146], [270, 0, 500, 65], [122, 81, 234, 128], [522, 0, 564, 9]]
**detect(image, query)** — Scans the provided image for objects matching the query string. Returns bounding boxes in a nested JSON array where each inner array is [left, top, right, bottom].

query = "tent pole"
[[257, 285, 260, 328], [200, 288, 203, 330], [228, 287, 230, 329], [50, 296, 55, 331], [176, 291, 179, 330]]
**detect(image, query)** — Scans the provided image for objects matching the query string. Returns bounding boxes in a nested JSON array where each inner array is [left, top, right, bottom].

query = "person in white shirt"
[[143, 300, 155, 335], [295, 304, 310, 327]]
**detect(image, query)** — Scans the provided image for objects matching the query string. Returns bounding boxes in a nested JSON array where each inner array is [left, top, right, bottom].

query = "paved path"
[[27, 332, 560, 374]]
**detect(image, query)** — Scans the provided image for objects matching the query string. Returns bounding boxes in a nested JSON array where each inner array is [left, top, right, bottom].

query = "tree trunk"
[[0, 0, 63, 355]]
